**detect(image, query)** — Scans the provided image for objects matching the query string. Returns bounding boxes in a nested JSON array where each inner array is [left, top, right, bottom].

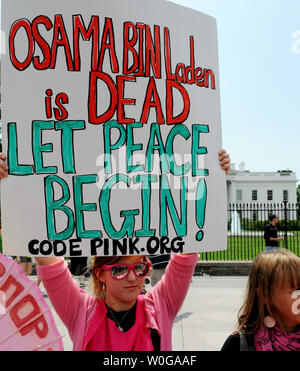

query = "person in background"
[[221, 249, 300, 351], [264, 214, 284, 252], [70, 257, 89, 288], [19, 256, 42, 288], [18, 256, 33, 276], [148, 254, 170, 286]]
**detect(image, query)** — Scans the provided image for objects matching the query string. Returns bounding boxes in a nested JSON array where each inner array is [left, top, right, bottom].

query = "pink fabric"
[[255, 326, 300, 351], [85, 296, 153, 351], [37, 253, 199, 351]]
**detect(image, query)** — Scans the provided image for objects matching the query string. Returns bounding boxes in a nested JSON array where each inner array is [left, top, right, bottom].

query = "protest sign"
[[1, 0, 227, 257]]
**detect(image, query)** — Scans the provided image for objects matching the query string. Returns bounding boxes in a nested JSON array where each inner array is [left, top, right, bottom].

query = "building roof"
[[226, 169, 297, 183]]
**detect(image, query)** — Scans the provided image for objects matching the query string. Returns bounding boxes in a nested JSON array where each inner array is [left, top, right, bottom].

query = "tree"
[[297, 184, 300, 203]]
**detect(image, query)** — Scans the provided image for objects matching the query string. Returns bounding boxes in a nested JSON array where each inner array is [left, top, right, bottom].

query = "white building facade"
[[226, 164, 297, 221]]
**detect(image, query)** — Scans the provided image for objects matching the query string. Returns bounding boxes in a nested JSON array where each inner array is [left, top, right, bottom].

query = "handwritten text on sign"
[[2, 0, 226, 256]]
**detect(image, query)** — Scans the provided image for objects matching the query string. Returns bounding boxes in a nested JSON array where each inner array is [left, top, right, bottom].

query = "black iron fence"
[[199, 201, 300, 261], [1, 202, 299, 261]]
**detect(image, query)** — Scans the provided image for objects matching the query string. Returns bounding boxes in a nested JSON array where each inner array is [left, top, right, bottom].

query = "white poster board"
[[1, 0, 227, 257]]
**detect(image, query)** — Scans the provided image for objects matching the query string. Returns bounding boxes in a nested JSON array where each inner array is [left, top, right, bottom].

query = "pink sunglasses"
[[97, 261, 151, 280]]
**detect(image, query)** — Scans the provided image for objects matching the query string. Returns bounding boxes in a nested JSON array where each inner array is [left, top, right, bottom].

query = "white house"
[[226, 163, 298, 221], [227, 163, 297, 204]]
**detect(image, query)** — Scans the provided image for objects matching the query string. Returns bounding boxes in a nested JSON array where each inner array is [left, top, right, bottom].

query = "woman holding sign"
[[0, 150, 230, 351]]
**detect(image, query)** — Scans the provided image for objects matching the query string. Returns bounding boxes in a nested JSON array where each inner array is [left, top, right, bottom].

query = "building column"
[[229, 180, 236, 205]]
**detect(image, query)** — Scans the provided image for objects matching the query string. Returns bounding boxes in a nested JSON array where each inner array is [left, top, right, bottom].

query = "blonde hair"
[[237, 249, 300, 334], [90, 255, 151, 299]]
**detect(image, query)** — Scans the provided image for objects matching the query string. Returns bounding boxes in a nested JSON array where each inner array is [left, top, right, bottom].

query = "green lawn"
[[199, 233, 300, 261]]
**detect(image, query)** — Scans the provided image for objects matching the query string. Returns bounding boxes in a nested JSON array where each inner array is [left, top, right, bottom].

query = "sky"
[[1, 0, 300, 180], [170, 0, 300, 181]]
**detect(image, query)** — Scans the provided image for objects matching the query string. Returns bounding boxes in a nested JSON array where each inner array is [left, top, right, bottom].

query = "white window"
[[236, 189, 242, 201]]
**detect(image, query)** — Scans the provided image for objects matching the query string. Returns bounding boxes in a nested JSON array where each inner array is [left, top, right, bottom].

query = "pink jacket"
[[37, 253, 199, 351]]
